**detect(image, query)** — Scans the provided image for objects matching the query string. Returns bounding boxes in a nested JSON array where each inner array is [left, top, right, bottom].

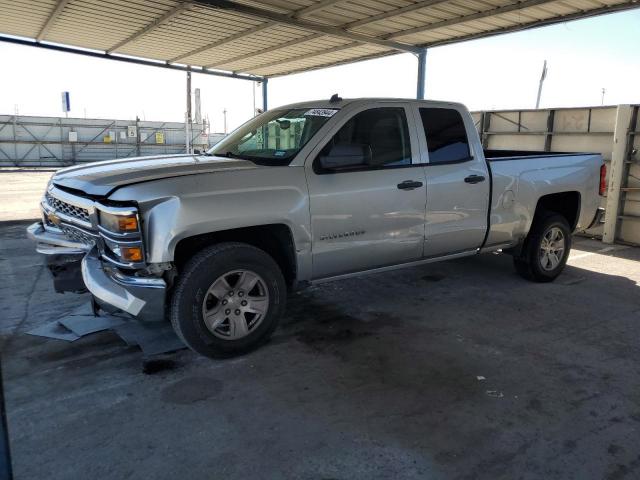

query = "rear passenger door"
[[413, 106, 490, 257], [305, 104, 427, 279]]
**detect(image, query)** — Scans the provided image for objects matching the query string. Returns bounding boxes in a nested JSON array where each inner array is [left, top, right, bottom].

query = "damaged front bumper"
[[28, 221, 166, 321], [27, 222, 88, 292]]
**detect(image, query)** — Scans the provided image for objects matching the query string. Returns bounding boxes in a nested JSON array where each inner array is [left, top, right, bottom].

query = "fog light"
[[121, 246, 143, 262]]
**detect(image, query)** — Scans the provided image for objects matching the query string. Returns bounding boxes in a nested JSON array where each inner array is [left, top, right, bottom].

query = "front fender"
[[108, 167, 313, 275]]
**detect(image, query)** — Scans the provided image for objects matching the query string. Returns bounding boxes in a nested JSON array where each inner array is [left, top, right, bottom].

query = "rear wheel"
[[171, 242, 286, 358], [513, 214, 572, 282]]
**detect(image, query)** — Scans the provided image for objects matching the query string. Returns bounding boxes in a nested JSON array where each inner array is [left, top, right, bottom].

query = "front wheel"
[[171, 242, 287, 358], [513, 214, 572, 282]]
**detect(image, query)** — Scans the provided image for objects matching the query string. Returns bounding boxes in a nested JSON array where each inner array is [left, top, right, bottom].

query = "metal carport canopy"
[[1, 0, 639, 89]]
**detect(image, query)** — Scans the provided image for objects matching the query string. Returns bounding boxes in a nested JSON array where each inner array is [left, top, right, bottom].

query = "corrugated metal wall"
[[0, 114, 225, 167], [471, 105, 640, 246]]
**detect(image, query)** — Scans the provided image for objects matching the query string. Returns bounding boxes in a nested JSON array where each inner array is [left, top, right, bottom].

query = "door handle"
[[464, 175, 485, 184], [397, 180, 424, 190]]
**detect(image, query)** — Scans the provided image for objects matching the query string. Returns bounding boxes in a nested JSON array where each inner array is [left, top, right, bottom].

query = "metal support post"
[[186, 69, 192, 154], [262, 78, 268, 112], [603, 105, 634, 244], [11, 116, 18, 167], [544, 109, 555, 152], [135, 116, 141, 157], [416, 49, 427, 100], [481, 112, 491, 149]]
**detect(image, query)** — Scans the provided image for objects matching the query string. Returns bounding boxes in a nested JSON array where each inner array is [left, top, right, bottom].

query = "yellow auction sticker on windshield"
[[304, 108, 338, 117]]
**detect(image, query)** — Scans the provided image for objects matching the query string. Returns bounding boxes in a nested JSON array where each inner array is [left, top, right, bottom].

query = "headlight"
[[96, 204, 145, 267], [99, 210, 139, 233]]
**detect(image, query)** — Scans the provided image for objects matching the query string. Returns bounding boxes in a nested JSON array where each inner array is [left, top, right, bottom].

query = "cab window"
[[317, 107, 412, 172], [419, 108, 471, 164]]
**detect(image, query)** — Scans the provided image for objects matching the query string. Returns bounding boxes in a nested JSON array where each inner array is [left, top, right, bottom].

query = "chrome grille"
[[59, 225, 96, 246], [45, 193, 90, 223]]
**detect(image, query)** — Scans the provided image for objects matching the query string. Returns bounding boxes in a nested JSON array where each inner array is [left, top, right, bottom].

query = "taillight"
[[599, 164, 607, 196]]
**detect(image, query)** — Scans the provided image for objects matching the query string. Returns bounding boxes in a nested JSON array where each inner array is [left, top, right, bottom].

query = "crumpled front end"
[[27, 183, 166, 321]]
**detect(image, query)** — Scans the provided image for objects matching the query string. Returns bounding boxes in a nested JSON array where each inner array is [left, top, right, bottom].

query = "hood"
[[52, 154, 258, 197]]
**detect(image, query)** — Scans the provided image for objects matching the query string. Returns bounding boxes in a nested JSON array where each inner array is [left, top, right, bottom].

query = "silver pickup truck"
[[28, 97, 605, 358]]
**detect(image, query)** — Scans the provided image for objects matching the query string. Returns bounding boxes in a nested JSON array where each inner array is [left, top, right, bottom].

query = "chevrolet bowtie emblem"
[[47, 211, 62, 226]]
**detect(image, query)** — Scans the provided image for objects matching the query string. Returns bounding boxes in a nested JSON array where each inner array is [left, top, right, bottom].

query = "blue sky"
[[1, 9, 638, 132]]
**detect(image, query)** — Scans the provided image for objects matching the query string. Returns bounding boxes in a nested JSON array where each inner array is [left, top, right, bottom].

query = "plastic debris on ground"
[[26, 321, 80, 342], [25, 303, 186, 356], [485, 390, 504, 398]]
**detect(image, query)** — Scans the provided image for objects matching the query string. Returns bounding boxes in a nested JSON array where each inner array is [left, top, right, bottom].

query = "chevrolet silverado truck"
[[28, 98, 605, 358]]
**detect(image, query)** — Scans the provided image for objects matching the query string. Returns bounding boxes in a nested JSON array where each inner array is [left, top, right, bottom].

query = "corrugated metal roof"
[[1, 0, 638, 78]]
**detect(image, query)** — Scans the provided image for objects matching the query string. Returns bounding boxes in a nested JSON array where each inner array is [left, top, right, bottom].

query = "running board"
[[310, 250, 478, 285]]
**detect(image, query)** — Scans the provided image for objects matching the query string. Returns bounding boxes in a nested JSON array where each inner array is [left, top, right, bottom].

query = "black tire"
[[170, 242, 287, 358], [513, 214, 572, 283]]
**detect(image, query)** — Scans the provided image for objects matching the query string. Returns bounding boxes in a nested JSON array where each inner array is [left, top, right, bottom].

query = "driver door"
[[305, 104, 427, 279]]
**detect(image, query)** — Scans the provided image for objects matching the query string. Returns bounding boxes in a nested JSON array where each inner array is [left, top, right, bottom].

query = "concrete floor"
[[1, 220, 639, 480], [0, 169, 54, 222]]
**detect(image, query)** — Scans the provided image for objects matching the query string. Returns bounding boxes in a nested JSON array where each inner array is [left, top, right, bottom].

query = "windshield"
[[208, 108, 338, 165]]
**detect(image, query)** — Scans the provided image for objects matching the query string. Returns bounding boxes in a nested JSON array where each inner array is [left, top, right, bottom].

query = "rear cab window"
[[419, 108, 471, 164]]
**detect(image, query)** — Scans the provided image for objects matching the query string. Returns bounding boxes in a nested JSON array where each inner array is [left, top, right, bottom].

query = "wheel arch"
[[533, 191, 581, 231], [173, 224, 298, 287]]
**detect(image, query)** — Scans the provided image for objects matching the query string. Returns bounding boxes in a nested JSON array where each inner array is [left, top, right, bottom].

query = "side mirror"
[[319, 143, 371, 170]]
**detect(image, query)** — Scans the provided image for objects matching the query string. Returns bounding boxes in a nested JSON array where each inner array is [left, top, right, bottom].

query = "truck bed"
[[481, 149, 602, 250]]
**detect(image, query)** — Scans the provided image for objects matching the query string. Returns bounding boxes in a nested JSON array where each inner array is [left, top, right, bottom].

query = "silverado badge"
[[319, 230, 365, 241]]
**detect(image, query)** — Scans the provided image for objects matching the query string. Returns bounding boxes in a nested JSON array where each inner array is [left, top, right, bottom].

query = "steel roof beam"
[[244, 0, 457, 73], [36, 0, 70, 42], [169, 21, 277, 63], [254, 0, 559, 73], [343, 0, 452, 29], [107, 2, 194, 54], [385, 0, 560, 40], [266, 0, 640, 77], [248, 41, 364, 73], [207, 33, 325, 69], [269, 49, 399, 78], [193, 0, 422, 54], [0, 35, 264, 82], [173, 0, 443, 65], [169, 1, 344, 64], [291, 0, 345, 18]]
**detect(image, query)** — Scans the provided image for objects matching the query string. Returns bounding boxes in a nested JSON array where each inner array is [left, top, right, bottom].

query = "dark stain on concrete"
[[142, 358, 177, 375], [606, 455, 640, 480], [608, 444, 623, 456], [563, 439, 577, 453], [296, 327, 370, 346], [422, 273, 446, 282], [161, 376, 223, 405]]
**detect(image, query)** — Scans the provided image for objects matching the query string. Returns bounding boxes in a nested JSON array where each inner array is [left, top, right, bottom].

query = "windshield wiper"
[[216, 151, 257, 161], [217, 151, 240, 158]]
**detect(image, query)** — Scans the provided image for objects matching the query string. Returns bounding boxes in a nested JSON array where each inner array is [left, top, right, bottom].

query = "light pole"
[[535, 60, 547, 109]]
